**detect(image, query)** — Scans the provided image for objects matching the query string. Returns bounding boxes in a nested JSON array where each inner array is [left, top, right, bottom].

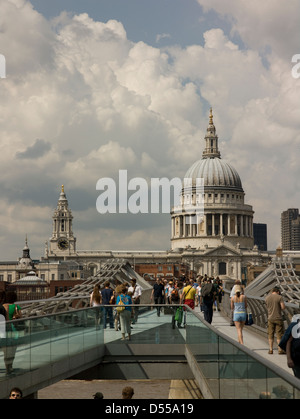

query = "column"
[[220, 213, 223, 235], [227, 214, 231, 235]]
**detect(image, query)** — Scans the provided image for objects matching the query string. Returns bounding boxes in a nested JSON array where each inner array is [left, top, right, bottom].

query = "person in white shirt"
[[128, 278, 142, 324]]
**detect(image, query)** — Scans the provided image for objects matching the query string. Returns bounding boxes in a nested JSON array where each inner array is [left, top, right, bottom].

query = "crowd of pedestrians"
[[2, 273, 300, 399], [89, 274, 300, 383], [149, 275, 224, 326], [90, 278, 142, 341]]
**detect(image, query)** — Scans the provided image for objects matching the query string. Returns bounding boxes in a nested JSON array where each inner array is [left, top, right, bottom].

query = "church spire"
[[202, 108, 221, 159], [49, 185, 76, 255]]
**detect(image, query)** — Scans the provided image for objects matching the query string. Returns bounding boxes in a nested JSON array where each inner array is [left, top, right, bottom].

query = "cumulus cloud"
[[16, 139, 52, 159], [197, 0, 300, 59], [0, 0, 299, 258], [156, 33, 171, 43]]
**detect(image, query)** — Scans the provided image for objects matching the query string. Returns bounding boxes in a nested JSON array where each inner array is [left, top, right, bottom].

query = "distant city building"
[[253, 223, 268, 251], [281, 209, 300, 250]]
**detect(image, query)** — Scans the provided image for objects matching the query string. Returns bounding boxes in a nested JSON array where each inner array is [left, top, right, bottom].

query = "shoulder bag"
[[116, 297, 125, 313]]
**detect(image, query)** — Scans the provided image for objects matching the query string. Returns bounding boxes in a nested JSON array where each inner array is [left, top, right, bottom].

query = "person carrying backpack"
[[200, 278, 215, 324], [279, 315, 300, 378]]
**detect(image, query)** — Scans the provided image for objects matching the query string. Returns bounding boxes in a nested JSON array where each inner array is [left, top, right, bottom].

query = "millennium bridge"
[[1, 258, 300, 399]]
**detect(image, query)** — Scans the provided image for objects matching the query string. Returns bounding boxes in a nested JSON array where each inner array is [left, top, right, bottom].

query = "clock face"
[[58, 238, 69, 250]]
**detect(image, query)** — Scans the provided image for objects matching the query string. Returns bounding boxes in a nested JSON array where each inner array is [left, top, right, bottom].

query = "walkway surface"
[[202, 306, 292, 376], [37, 305, 293, 399]]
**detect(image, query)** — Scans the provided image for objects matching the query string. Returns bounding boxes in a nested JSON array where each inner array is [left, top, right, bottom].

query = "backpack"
[[291, 338, 300, 361], [201, 283, 213, 299], [116, 297, 125, 313], [279, 322, 294, 351], [171, 288, 179, 301]]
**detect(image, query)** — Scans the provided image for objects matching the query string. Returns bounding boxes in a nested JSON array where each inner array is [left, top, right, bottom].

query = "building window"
[[219, 262, 226, 275]]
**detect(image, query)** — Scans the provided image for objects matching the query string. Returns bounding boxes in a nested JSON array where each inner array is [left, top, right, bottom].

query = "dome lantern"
[[202, 108, 221, 159]]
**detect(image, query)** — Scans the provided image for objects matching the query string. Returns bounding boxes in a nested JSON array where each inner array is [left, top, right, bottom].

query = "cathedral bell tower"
[[49, 185, 76, 256]]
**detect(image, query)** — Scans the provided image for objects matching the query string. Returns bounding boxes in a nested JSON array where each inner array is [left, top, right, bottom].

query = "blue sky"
[[30, 0, 231, 48], [0, 0, 299, 259]]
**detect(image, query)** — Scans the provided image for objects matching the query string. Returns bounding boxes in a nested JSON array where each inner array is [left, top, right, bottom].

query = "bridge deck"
[[200, 306, 292, 376], [0, 303, 296, 399], [39, 305, 294, 399]]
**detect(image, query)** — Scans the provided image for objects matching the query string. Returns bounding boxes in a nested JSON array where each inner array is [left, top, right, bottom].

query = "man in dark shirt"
[[101, 281, 114, 329], [150, 278, 164, 316]]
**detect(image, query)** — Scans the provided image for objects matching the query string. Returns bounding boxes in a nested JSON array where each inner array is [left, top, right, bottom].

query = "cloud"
[[16, 139, 52, 159], [156, 33, 171, 43], [197, 0, 300, 59]]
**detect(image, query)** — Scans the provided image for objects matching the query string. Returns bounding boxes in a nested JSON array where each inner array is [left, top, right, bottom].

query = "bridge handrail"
[[2, 303, 300, 398], [184, 305, 300, 393]]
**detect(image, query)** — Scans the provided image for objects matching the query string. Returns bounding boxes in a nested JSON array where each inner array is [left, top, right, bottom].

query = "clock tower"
[[49, 185, 76, 256]]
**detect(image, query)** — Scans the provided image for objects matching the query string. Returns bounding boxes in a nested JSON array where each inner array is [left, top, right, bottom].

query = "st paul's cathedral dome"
[[171, 108, 254, 251]]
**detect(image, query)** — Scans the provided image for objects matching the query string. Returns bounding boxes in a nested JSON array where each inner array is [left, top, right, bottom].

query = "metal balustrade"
[[1, 304, 300, 399]]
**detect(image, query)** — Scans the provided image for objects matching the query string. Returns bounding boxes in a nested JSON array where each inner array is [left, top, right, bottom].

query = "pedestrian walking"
[[150, 278, 164, 316], [3, 291, 22, 375], [101, 281, 114, 329], [116, 285, 132, 340], [231, 286, 247, 344], [181, 280, 196, 310], [90, 285, 102, 328], [279, 315, 300, 378], [200, 279, 215, 324], [90, 285, 102, 307], [265, 287, 286, 354], [230, 280, 243, 326], [128, 278, 142, 323]]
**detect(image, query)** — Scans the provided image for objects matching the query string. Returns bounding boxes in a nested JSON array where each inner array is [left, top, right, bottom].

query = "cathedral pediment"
[[203, 245, 241, 257]]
